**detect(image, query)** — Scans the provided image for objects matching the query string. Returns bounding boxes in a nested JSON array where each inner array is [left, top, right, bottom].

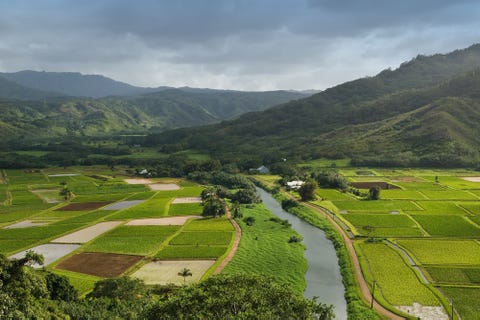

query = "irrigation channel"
[[257, 188, 348, 320]]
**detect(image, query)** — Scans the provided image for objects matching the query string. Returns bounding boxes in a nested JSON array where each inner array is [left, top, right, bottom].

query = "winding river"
[[256, 188, 348, 320]]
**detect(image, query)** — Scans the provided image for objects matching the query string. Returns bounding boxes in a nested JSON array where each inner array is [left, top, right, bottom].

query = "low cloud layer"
[[0, 0, 478, 90]]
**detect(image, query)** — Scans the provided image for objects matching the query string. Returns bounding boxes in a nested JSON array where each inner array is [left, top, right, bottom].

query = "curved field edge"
[[256, 185, 381, 318], [355, 241, 445, 307], [220, 203, 308, 294]]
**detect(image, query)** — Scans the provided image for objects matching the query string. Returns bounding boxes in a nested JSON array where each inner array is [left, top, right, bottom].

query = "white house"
[[286, 180, 304, 190]]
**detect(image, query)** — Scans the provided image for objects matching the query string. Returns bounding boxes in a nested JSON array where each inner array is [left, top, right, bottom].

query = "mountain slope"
[[145, 44, 480, 166], [0, 89, 308, 139], [0, 76, 62, 100], [0, 70, 160, 98]]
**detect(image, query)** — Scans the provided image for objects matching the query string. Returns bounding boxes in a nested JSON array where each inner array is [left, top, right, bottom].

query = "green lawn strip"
[[29, 188, 64, 203], [71, 193, 127, 203], [52, 210, 115, 225], [365, 227, 424, 237], [155, 246, 228, 259], [156, 186, 204, 198], [312, 200, 339, 214], [410, 215, 480, 237], [71, 181, 148, 195], [396, 239, 480, 265], [332, 199, 421, 211], [0, 223, 85, 255], [316, 188, 353, 201], [105, 193, 170, 220], [52, 269, 101, 297], [342, 213, 417, 228], [458, 202, 480, 215], [168, 202, 203, 216], [31, 210, 87, 223], [357, 242, 442, 306], [169, 231, 233, 246], [413, 201, 470, 215], [0, 239, 40, 255], [125, 191, 157, 200], [440, 286, 480, 320], [420, 190, 479, 201], [221, 203, 307, 294], [424, 176, 480, 189], [183, 218, 234, 231], [83, 225, 180, 255], [380, 189, 428, 200], [424, 266, 480, 285], [469, 189, 480, 198], [0, 224, 85, 241], [0, 211, 42, 224], [468, 215, 480, 226], [393, 181, 445, 191]]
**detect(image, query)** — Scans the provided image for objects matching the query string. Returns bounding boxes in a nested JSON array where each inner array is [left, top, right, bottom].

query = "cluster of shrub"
[[0, 252, 334, 319]]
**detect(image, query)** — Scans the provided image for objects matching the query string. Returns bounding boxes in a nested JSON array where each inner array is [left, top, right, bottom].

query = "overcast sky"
[[0, 0, 479, 91]]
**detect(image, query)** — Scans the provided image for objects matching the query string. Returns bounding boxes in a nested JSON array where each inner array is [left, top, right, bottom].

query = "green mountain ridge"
[[145, 44, 480, 166], [0, 88, 308, 139]]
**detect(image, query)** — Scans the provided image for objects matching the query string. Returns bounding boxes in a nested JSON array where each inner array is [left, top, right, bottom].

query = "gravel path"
[[304, 202, 406, 320], [126, 216, 201, 226], [51, 221, 123, 243], [213, 209, 242, 275]]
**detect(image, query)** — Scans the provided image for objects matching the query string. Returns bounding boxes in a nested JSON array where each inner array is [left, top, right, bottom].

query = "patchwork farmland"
[[0, 167, 235, 294], [311, 168, 480, 319]]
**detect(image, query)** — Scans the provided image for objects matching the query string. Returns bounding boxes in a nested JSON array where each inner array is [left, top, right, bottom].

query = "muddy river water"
[[257, 188, 348, 320]]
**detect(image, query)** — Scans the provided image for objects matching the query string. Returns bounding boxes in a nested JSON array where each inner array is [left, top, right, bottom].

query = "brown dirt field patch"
[[350, 181, 400, 190], [124, 178, 153, 184], [56, 252, 142, 277], [132, 260, 215, 285], [51, 221, 123, 243], [148, 183, 180, 191], [4, 220, 48, 229], [172, 197, 202, 204], [389, 176, 424, 182], [461, 177, 480, 182], [55, 201, 113, 211], [10, 244, 81, 268], [126, 216, 201, 226]]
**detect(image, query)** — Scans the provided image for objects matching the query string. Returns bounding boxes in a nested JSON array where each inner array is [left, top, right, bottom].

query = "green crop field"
[[380, 190, 428, 200], [397, 239, 480, 265], [458, 202, 480, 215], [424, 266, 480, 284], [420, 190, 479, 200], [410, 215, 480, 237], [183, 218, 234, 231], [168, 202, 203, 216], [358, 242, 441, 306], [441, 287, 480, 320], [105, 195, 170, 220], [169, 231, 233, 246], [333, 200, 420, 211], [154, 246, 228, 259], [413, 201, 469, 215], [342, 214, 416, 227], [84, 225, 180, 255], [316, 188, 353, 201], [221, 204, 307, 294]]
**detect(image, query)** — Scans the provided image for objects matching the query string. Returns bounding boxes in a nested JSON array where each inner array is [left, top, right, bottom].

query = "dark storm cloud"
[[0, 0, 478, 90]]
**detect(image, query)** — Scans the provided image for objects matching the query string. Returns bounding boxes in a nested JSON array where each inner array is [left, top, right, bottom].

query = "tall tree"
[[178, 268, 193, 285], [298, 180, 318, 201]]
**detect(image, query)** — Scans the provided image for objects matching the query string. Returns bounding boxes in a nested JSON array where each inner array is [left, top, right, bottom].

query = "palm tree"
[[178, 268, 193, 285]]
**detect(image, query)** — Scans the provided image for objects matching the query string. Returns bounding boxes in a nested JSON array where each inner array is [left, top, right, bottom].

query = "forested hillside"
[[0, 87, 307, 139], [147, 44, 480, 167]]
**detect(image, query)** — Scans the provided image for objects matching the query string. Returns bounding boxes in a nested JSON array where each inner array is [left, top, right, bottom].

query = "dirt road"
[[303, 202, 405, 320], [213, 209, 242, 274]]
